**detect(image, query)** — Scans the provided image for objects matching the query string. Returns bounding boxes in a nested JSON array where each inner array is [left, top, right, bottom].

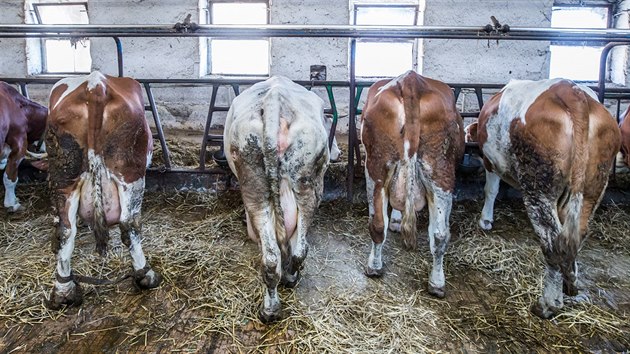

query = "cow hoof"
[[134, 269, 162, 290], [530, 301, 558, 319], [428, 284, 446, 298], [47, 282, 83, 310], [5, 204, 23, 213], [259, 308, 283, 324], [479, 219, 493, 230], [365, 266, 384, 278], [565, 292, 591, 306], [281, 271, 301, 289], [388, 222, 401, 233]]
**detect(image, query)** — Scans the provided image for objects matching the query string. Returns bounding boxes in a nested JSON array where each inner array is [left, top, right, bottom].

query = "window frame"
[[32, 1, 91, 75], [549, 3, 612, 82], [352, 3, 420, 79], [206, 0, 270, 77]]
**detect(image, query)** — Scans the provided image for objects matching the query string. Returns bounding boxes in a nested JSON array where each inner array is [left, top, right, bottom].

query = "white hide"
[[223, 76, 330, 320], [224, 76, 331, 175], [51, 71, 106, 109], [375, 70, 413, 97], [0, 145, 10, 169], [479, 171, 501, 230], [389, 209, 402, 232], [3, 171, 19, 211], [367, 188, 390, 272], [55, 189, 80, 280]]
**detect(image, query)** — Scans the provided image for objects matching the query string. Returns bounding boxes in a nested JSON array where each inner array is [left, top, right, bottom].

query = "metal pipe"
[[2, 24, 630, 42], [144, 82, 172, 170], [598, 42, 628, 103], [199, 84, 219, 170], [347, 39, 357, 202], [113, 37, 123, 77]]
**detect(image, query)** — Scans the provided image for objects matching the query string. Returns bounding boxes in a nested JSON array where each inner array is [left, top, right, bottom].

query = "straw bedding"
[[0, 141, 629, 353]]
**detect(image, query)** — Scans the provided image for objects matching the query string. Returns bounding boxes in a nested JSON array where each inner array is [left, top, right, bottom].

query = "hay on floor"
[[0, 183, 629, 353]]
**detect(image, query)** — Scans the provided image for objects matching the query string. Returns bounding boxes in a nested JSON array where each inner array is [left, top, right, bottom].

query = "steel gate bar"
[[143, 82, 172, 170], [199, 84, 240, 170]]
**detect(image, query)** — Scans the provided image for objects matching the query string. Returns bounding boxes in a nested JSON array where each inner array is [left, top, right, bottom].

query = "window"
[[549, 6, 610, 82], [352, 4, 421, 78], [207, 1, 269, 76], [33, 2, 91, 73]]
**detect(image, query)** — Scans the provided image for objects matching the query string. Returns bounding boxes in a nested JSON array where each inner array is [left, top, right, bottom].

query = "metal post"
[[598, 42, 627, 103], [200, 84, 219, 170], [18, 82, 29, 98], [113, 36, 123, 77], [347, 38, 357, 202], [325, 85, 339, 150], [144, 82, 171, 169]]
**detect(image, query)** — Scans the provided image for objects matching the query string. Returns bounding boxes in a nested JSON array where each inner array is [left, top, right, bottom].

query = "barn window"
[[549, 5, 610, 82], [206, 1, 269, 76], [352, 3, 422, 78], [32, 2, 92, 74]]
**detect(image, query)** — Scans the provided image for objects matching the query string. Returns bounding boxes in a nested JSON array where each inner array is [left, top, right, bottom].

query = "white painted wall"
[[1, 0, 629, 133]]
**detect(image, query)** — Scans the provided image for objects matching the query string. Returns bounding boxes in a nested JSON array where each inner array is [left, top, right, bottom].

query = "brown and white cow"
[[619, 106, 630, 168], [46, 71, 161, 309], [360, 70, 464, 297], [0, 82, 48, 212], [224, 76, 333, 322], [476, 78, 620, 318]]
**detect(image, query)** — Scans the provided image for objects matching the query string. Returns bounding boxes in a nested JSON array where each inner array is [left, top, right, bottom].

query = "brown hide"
[[0, 82, 48, 180], [48, 74, 152, 184], [477, 80, 620, 315], [361, 72, 464, 192]]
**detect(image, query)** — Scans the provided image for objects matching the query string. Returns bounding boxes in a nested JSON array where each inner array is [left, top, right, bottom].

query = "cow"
[[46, 71, 161, 309], [619, 106, 630, 168], [224, 76, 333, 322], [0, 82, 48, 212], [360, 70, 465, 298], [476, 78, 620, 318]]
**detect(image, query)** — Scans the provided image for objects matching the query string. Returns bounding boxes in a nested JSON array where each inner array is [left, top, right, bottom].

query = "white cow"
[[224, 76, 334, 322]]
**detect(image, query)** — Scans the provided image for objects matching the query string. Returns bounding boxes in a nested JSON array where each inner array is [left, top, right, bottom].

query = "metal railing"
[[3, 22, 630, 197]]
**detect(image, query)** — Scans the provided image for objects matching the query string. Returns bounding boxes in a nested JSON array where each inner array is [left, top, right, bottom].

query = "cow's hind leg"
[[425, 183, 453, 298], [282, 151, 327, 288], [48, 189, 82, 309], [524, 195, 565, 319], [119, 178, 161, 289], [479, 170, 500, 230], [365, 168, 389, 277], [247, 202, 283, 322], [3, 134, 26, 212]]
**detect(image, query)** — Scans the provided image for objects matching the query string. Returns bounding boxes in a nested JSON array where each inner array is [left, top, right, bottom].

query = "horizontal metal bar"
[[2, 76, 624, 94], [2, 24, 630, 42]]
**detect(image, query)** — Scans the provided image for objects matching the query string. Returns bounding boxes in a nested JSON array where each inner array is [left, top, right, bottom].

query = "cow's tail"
[[558, 84, 590, 295], [86, 79, 110, 256], [261, 88, 290, 267], [400, 155, 418, 250], [399, 75, 422, 250]]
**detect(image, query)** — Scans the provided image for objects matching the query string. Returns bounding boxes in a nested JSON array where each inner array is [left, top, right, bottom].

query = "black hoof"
[[46, 283, 83, 310], [281, 271, 301, 289], [134, 269, 162, 290], [428, 284, 445, 298], [365, 266, 384, 278], [563, 281, 579, 297], [259, 308, 283, 324], [530, 301, 557, 319]]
